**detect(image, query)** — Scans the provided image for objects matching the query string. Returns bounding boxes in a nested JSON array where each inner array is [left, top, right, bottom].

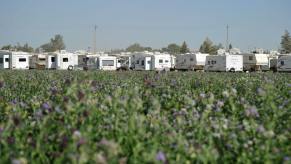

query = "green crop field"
[[0, 71, 290, 163]]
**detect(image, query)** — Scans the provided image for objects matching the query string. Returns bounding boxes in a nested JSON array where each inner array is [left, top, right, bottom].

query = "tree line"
[[1, 30, 291, 54], [1, 34, 65, 53]]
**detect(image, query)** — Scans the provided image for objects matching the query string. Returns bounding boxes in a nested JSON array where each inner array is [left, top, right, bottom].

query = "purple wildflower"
[[245, 106, 260, 118], [256, 125, 265, 133], [50, 86, 58, 95], [41, 102, 51, 110], [156, 151, 166, 162], [284, 156, 290, 161]]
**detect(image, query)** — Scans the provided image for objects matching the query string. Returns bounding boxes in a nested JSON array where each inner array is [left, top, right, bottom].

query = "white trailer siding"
[[97, 56, 117, 70], [243, 53, 269, 71], [10, 52, 31, 70], [175, 53, 208, 70], [277, 55, 291, 72], [152, 54, 172, 71], [131, 53, 152, 71], [205, 55, 243, 72]]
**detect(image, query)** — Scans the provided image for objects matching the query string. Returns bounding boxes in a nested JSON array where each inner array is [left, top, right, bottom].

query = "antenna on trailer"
[[93, 25, 98, 54], [226, 25, 229, 52]]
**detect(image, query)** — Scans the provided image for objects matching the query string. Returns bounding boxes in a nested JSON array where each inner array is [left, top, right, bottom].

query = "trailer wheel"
[[68, 65, 74, 71], [229, 68, 235, 72]]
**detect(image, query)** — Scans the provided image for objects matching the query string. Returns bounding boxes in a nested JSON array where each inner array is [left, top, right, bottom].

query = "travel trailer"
[[269, 56, 278, 72], [131, 52, 175, 71], [277, 55, 291, 72], [205, 55, 243, 72], [29, 54, 47, 69], [0, 51, 10, 69], [116, 56, 131, 70], [175, 53, 209, 71], [0, 51, 31, 70], [242, 53, 269, 71], [46, 50, 78, 70], [97, 56, 117, 71], [78, 55, 98, 70]]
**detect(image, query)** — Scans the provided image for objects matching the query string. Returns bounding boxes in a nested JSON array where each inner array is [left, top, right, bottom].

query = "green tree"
[[126, 43, 150, 52], [229, 44, 233, 50], [1, 45, 13, 50], [40, 34, 66, 52], [199, 37, 218, 55], [1, 43, 33, 52], [20, 43, 34, 52], [180, 41, 190, 54], [281, 30, 291, 53], [162, 43, 181, 55]]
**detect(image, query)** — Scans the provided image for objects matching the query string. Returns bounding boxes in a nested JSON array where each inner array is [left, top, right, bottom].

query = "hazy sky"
[[0, 0, 290, 51]]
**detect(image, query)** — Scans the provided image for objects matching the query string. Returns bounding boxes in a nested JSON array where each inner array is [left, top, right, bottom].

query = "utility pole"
[[93, 25, 97, 54], [226, 25, 229, 52]]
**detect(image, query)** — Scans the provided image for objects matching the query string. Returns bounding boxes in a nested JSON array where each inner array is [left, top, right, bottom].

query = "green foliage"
[[1, 45, 13, 51], [281, 30, 291, 54], [229, 43, 233, 50], [40, 34, 66, 52], [162, 43, 181, 55], [126, 43, 152, 52], [199, 38, 219, 55], [180, 41, 190, 54], [1, 43, 34, 52], [0, 71, 290, 163]]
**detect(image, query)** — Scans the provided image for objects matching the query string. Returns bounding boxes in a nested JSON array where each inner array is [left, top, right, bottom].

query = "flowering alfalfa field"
[[0, 71, 290, 163]]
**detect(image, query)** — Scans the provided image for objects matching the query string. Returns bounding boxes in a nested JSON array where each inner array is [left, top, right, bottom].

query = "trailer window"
[[281, 61, 285, 65], [159, 59, 163, 63], [136, 60, 139, 64], [5, 58, 9, 62], [39, 58, 46, 61], [249, 56, 254, 60], [208, 61, 211, 65], [147, 61, 151, 64], [102, 60, 114, 66], [190, 58, 194, 61], [211, 61, 216, 64], [165, 60, 169, 63], [63, 58, 69, 62], [141, 60, 145, 66], [19, 58, 26, 62], [51, 57, 55, 62], [0, 58, 3, 64]]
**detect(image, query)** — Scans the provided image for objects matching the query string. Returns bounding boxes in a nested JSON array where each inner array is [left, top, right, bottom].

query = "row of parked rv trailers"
[[0, 50, 291, 72]]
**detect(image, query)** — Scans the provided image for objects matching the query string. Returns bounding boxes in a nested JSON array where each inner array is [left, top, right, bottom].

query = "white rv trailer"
[[0, 51, 10, 69], [175, 53, 209, 71], [45, 50, 78, 70], [116, 56, 131, 70], [78, 55, 98, 70], [0, 51, 31, 70], [97, 56, 117, 71], [204, 55, 243, 72], [29, 54, 47, 69], [131, 52, 174, 71], [277, 55, 291, 72], [242, 53, 269, 71]]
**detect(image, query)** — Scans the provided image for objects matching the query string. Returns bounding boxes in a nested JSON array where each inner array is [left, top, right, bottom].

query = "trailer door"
[[145, 57, 151, 70], [4, 56, 10, 69]]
